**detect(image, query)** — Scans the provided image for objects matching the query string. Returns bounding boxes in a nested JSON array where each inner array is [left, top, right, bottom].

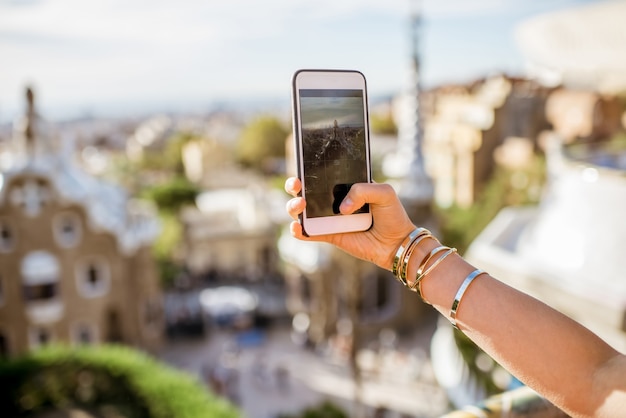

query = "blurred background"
[[1, 0, 626, 417]]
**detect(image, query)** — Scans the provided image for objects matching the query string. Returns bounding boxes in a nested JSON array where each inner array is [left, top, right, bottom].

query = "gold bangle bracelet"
[[392, 228, 430, 281], [416, 245, 449, 278], [400, 234, 433, 285], [411, 247, 457, 299], [419, 247, 457, 281], [450, 269, 486, 329]]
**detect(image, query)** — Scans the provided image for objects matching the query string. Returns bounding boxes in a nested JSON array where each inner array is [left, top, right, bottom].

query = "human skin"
[[285, 177, 626, 418]]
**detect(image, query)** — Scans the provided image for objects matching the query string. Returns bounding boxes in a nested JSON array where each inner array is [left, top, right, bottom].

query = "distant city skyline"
[[0, 0, 601, 122]]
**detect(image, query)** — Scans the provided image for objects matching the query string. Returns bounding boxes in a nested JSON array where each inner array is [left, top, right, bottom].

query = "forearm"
[[405, 237, 622, 417]]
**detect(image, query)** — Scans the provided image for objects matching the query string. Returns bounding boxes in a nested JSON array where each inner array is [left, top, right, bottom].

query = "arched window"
[[21, 251, 64, 323], [21, 251, 60, 302], [53, 211, 82, 248], [75, 257, 110, 298]]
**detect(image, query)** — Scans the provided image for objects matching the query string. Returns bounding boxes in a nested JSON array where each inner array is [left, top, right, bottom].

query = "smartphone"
[[291, 69, 373, 236]]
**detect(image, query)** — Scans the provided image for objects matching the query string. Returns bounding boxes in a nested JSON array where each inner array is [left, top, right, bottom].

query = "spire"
[[385, 0, 434, 221], [24, 86, 37, 156], [12, 85, 61, 163]]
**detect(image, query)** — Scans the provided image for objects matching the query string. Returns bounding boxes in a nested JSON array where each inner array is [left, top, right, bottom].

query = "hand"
[[284, 177, 416, 271]]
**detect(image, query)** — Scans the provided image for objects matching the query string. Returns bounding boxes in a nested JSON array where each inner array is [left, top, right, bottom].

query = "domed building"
[[0, 88, 163, 357]]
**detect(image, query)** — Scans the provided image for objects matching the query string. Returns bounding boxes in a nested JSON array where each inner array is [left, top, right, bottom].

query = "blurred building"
[[544, 88, 623, 144], [126, 114, 175, 162], [420, 75, 553, 208], [0, 88, 163, 357], [180, 187, 284, 284]]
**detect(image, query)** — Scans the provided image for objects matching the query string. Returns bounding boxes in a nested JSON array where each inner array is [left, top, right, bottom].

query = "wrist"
[[385, 225, 420, 271]]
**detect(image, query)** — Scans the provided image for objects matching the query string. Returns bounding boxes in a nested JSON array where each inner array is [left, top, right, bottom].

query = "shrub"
[[0, 344, 241, 418], [277, 400, 348, 418]]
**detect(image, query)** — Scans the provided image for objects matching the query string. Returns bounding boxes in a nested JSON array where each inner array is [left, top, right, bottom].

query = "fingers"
[[286, 196, 305, 221], [284, 177, 301, 197], [339, 182, 396, 214], [289, 220, 306, 239], [285, 177, 305, 221]]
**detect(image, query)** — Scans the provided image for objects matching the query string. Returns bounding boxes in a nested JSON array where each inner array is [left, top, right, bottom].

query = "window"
[[53, 211, 82, 248], [21, 251, 60, 302], [29, 327, 54, 350], [0, 332, 8, 358], [71, 323, 98, 345], [106, 309, 123, 343], [0, 221, 14, 253], [23, 282, 58, 301], [75, 257, 110, 298]]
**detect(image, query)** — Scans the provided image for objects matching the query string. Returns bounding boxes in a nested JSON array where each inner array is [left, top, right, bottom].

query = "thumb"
[[339, 183, 396, 214]]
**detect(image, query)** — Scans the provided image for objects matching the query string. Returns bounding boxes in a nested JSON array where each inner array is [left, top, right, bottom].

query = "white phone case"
[[291, 69, 373, 236]]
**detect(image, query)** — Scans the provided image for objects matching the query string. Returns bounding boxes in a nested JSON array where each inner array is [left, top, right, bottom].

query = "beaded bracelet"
[[450, 269, 486, 329], [392, 228, 430, 282]]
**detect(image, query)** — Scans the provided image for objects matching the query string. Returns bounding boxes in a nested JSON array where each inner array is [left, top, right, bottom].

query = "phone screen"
[[299, 89, 369, 218]]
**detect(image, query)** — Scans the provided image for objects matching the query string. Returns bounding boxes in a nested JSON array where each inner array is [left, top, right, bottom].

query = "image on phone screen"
[[299, 89, 369, 218]]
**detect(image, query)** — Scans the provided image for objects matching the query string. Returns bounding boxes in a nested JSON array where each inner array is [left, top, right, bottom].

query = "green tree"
[[139, 176, 200, 288], [141, 132, 197, 175], [370, 112, 397, 136], [140, 176, 200, 213], [236, 115, 288, 172]]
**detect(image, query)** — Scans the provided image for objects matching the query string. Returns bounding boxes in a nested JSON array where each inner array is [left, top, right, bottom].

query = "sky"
[[0, 0, 601, 122]]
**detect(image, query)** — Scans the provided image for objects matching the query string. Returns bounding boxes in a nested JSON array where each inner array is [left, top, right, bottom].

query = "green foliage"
[[437, 156, 546, 254], [369, 112, 397, 136], [140, 181, 194, 288], [277, 400, 348, 418], [236, 116, 289, 172], [139, 176, 198, 287], [608, 130, 626, 148], [141, 176, 200, 213], [141, 132, 198, 175], [154, 247, 184, 289], [0, 344, 240, 418]]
